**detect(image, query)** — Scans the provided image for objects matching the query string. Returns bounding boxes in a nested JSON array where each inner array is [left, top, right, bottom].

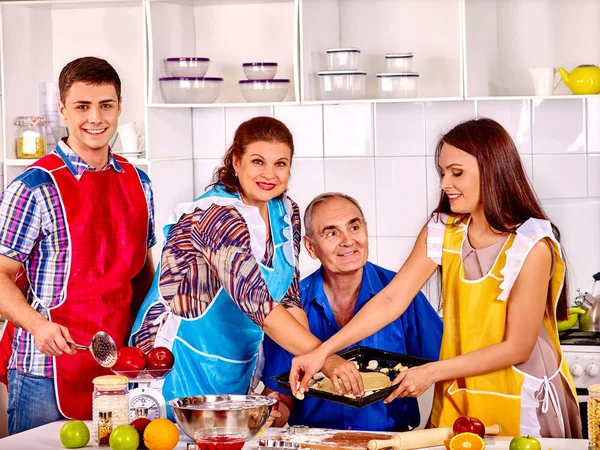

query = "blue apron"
[[130, 185, 295, 406]]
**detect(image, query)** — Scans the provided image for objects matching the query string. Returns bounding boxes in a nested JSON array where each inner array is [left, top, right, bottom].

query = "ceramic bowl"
[[243, 62, 278, 80], [239, 79, 289, 102], [164, 57, 210, 78], [159, 77, 223, 104]]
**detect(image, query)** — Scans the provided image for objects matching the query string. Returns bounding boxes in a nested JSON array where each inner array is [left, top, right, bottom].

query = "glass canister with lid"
[[14, 116, 46, 159], [92, 375, 130, 446], [589, 384, 600, 449]]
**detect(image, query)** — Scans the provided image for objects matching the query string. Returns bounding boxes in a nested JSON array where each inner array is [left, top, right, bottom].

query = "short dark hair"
[[210, 116, 294, 195], [58, 57, 121, 102]]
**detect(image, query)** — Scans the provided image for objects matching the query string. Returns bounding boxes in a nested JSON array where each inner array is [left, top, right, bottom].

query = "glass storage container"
[[92, 375, 129, 446], [589, 384, 600, 449], [14, 116, 46, 159]]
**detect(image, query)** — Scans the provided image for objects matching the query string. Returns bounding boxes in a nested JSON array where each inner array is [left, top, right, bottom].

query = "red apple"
[[146, 347, 174, 377], [452, 416, 485, 438], [113, 346, 146, 377]]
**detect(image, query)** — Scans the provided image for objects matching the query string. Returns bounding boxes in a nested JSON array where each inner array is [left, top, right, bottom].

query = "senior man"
[[262, 192, 443, 431]]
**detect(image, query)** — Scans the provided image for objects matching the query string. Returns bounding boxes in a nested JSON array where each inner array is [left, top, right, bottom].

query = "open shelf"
[[147, 0, 299, 106], [465, 0, 600, 98], [299, 0, 463, 102]]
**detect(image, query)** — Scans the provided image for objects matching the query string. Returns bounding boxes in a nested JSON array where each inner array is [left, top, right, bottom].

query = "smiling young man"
[[0, 57, 156, 433], [262, 192, 443, 431]]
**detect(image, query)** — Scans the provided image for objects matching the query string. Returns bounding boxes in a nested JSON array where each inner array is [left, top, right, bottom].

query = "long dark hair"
[[210, 116, 294, 194], [432, 118, 568, 321]]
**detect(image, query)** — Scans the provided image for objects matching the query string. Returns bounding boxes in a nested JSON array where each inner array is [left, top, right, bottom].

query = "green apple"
[[109, 424, 140, 450], [59, 420, 90, 449], [509, 435, 542, 450]]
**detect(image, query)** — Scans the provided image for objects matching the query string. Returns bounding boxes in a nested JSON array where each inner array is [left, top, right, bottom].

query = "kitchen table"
[[0, 421, 590, 449]]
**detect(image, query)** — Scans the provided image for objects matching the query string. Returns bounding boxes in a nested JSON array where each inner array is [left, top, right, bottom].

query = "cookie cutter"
[[288, 425, 309, 435], [186, 444, 198, 450], [259, 439, 301, 449]]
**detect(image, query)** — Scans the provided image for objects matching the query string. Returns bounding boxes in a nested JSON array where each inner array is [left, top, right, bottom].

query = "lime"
[[110, 424, 140, 450], [59, 420, 90, 449]]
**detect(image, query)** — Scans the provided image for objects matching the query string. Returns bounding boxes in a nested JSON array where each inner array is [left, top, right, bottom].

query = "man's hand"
[[322, 354, 364, 397], [31, 320, 76, 356]]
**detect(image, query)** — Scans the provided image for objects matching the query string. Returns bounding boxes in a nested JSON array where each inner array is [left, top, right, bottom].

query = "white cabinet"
[[299, 0, 464, 103], [465, 0, 600, 99], [146, 0, 299, 107]]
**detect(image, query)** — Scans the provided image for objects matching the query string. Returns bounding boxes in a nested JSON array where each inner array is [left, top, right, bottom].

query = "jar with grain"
[[589, 384, 600, 449], [14, 116, 46, 159], [92, 375, 129, 446]]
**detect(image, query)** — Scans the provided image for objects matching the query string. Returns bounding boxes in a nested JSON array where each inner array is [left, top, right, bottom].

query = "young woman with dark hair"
[[130, 116, 361, 413], [289, 118, 581, 438]]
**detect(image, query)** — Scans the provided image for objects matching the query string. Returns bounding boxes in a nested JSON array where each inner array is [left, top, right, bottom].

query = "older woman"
[[131, 117, 360, 405]]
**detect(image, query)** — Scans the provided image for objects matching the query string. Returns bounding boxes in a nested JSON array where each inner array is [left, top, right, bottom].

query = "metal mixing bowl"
[[167, 394, 277, 440]]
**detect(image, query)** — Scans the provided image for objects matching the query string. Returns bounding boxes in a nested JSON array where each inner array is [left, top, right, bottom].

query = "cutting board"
[[272, 429, 393, 449]]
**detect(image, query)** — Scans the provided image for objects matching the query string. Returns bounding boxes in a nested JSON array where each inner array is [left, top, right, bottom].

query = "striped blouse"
[[133, 196, 302, 352]]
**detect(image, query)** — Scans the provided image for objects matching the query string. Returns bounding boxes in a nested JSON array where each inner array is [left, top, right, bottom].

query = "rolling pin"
[[367, 424, 501, 450]]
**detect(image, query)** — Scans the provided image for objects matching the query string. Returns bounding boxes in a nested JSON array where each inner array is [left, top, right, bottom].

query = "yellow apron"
[[427, 215, 578, 436]]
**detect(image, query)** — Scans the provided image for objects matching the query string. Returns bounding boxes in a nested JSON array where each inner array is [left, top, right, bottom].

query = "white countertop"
[[0, 421, 589, 450]]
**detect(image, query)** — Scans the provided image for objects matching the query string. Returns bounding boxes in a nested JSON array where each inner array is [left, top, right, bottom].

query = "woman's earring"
[[235, 172, 238, 178]]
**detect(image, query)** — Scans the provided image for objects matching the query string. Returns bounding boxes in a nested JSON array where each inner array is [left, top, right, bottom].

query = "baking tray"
[[271, 345, 433, 408]]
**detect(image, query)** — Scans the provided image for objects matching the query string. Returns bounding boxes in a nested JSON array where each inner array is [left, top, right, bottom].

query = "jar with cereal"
[[589, 384, 600, 449], [14, 116, 46, 159], [92, 375, 129, 446]]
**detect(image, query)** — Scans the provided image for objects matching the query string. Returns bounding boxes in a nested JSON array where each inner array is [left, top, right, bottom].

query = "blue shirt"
[[262, 262, 443, 431]]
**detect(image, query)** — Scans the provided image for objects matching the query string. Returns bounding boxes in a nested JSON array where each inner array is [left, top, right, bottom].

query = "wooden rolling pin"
[[367, 424, 501, 450]]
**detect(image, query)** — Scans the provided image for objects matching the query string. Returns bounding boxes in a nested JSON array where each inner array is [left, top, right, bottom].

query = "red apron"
[[2, 153, 148, 419]]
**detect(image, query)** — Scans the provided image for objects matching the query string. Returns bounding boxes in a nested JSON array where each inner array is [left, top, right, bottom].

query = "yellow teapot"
[[557, 64, 600, 95]]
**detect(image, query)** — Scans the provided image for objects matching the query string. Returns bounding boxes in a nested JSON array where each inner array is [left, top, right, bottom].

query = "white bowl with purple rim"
[[160, 77, 223, 104], [376, 72, 419, 99], [239, 79, 290, 103], [318, 70, 366, 100], [385, 53, 414, 73], [164, 57, 210, 78], [326, 48, 360, 71], [243, 62, 278, 80]]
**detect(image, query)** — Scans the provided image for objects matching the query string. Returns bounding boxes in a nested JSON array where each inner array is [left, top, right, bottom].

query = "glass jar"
[[14, 116, 46, 159], [589, 384, 600, 449], [92, 375, 129, 446]]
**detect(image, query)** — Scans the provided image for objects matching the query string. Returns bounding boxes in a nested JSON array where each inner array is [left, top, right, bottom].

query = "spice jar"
[[92, 375, 129, 446], [14, 116, 46, 159], [589, 384, 600, 449]]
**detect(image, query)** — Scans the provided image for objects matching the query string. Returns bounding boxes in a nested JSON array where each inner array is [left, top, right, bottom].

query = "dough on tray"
[[312, 372, 391, 396]]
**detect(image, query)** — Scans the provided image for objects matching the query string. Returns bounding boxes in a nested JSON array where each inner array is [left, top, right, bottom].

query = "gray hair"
[[303, 192, 366, 239]]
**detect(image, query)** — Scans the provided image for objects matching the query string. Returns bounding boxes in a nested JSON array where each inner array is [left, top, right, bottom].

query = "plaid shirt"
[[0, 140, 156, 377]]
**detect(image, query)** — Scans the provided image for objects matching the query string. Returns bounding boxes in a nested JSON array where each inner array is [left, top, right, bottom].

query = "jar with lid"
[[14, 116, 46, 159], [92, 375, 129, 446], [589, 384, 600, 449]]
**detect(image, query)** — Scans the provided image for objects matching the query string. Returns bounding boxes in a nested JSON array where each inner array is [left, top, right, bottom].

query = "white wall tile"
[[477, 100, 531, 154], [588, 97, 600, 154], [368, 237, 378, 265], [425, 101, 476, 155], [324, 158, 377, 233], [533, 154, 587, 199], [287, 158, 325, 223], [299, 247, 322, 280], [376, 237, 417, 272], [532, 99, 585, 154], [589, 155, 600, 198], [375, 157, 428, 237], [192, 108, 225, 159], [193, 159, 221, 198], [375, 103, 426, 157], [543, 198, 600, 295], [274, 105, 323, 158], [225, 106, 271, 146], [520, 154, 533, 186], [323, 104, 373, 157], [426, 156, 441, 213]]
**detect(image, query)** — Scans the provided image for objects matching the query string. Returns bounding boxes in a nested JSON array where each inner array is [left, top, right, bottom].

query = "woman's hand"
[[384, 363, 436, 403], [289, 347, 327, 396], [264, 391, 282, 428]]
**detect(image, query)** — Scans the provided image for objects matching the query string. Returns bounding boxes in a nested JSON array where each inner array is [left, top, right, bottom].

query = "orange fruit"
[[143, 418, 180, 450], [449, 432, 486, 450]]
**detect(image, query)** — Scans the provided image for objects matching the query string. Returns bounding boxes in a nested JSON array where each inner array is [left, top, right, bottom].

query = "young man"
[[0, 57, 156, 433], [262, 193, 443, 431]]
